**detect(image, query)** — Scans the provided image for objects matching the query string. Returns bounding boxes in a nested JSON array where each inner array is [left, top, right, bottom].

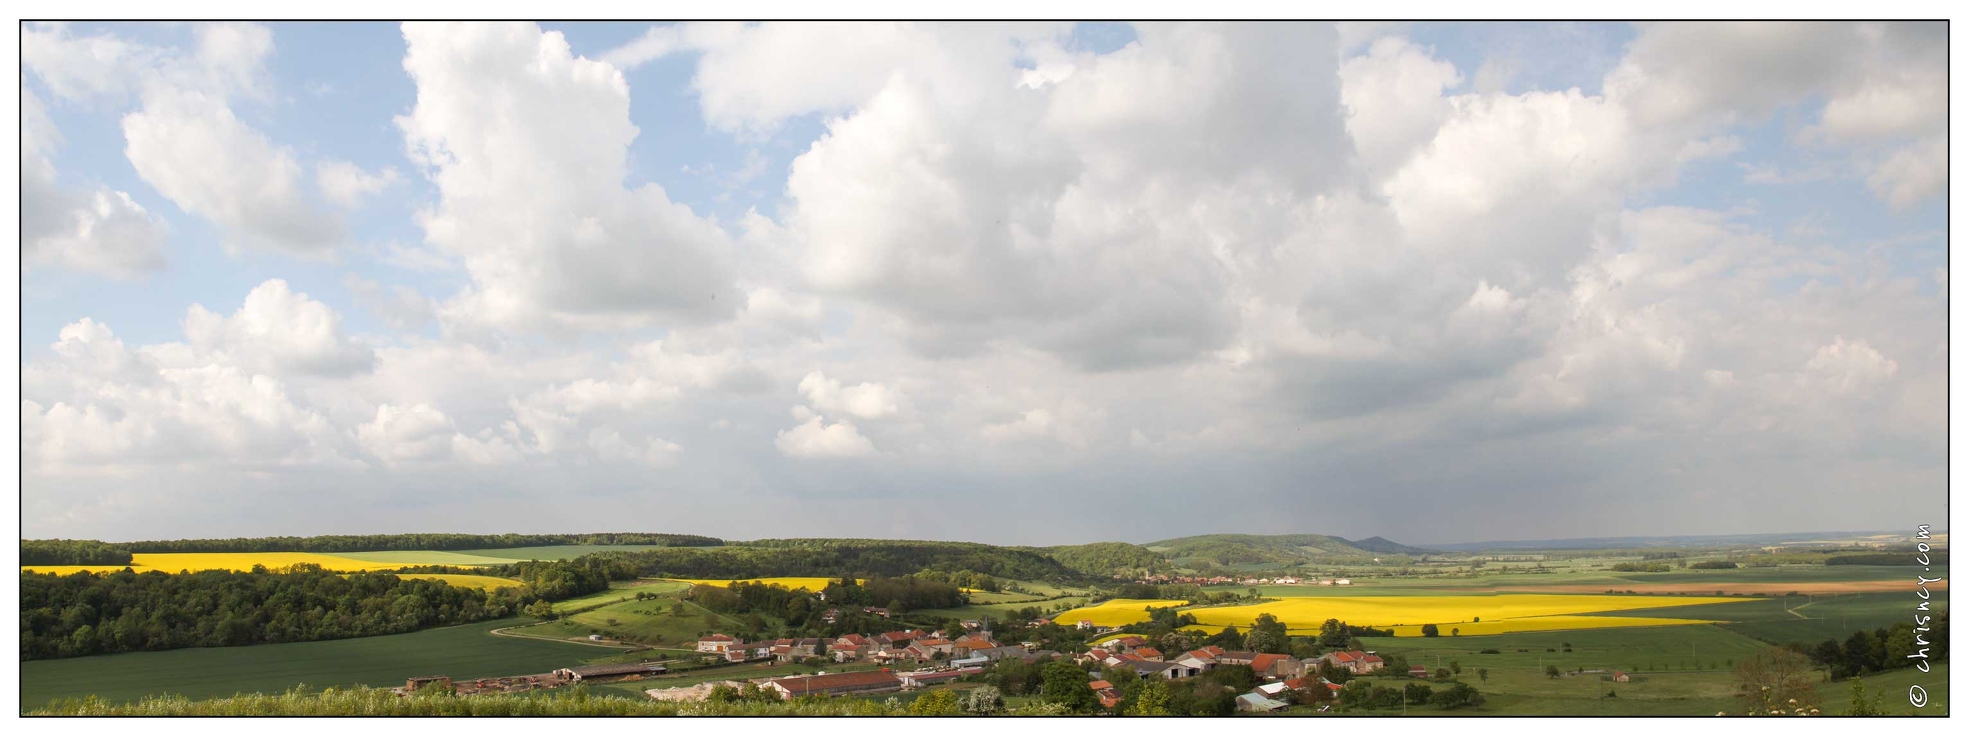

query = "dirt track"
[[1498, 581, 1948, 596]]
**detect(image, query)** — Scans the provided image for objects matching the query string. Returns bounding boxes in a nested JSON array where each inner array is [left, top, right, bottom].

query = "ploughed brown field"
[[1498, 581, 1947, 596]]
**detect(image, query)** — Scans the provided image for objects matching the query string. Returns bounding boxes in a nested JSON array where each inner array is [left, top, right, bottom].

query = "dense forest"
[[20, 539, 134, 566], [113, 532, 723, 553], [1806, 617, 1949, 679], [606, 539, 1076, 580], [19, 558, 619, 661], [1039, 542, 1167, 575]]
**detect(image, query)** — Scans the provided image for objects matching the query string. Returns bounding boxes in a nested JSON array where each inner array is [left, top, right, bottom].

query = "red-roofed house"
[[1249, 653, 1303, 678]]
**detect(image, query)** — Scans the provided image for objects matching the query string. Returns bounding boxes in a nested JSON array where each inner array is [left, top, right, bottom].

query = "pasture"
[[20, 618, 622, 709]]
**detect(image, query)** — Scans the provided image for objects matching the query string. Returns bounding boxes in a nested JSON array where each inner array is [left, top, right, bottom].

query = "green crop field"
[[1605, 591, 1946, 645], [519, 586, 746, 647], [326, 550, 530, 566], [453, 545, 677, 561], [19, 618, 628, 709]]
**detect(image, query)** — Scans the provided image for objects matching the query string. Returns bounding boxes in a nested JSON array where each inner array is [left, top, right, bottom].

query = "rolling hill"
[[1145, 533, 1432, 570]]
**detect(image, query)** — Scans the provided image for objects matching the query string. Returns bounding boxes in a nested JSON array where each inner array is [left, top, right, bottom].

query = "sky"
[[17, 21, 1948, 546]]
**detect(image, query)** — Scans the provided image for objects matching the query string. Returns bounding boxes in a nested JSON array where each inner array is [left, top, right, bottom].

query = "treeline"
[[21, 566, 506, 660], [1687, 561, 1739, 569], [602, 540, 1074, 580], [114, 532, 723, 553], [21, 557, 619, 661], [1609, 562, 1672, 572], [825, 575, 967, 612], [21, 539, 133, 566], [1826, 552, 1948, 566], [1805, 616, 1948, 679]]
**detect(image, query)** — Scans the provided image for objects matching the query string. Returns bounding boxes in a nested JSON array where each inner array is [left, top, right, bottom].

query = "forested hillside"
[[1038, 542, 1167, 575], [612, 539, 1075, 580]]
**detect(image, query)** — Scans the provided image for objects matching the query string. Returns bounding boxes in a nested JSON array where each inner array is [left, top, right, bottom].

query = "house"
[[1108, 635, 1147, 651], [1236, 693, 1291, 713], [821, 608, 841, 624], [960, 619, 984, 631], [696, 634, 738, 653], [1256, 682, 1291, 697], [915, 638, 954, 655], [864, 607, 891, 618], [1089, 680, 1123, 710], [952, 636, 997, 657], [877, 630, 920, 648], [1249, 653, 1303, 679], [1322, 650, 1385, 675], [1077, 619, 1096, 630], [1409, 665, 1430, 678], [1613, 671, 1631, 683], [951, 655, 990, 669], [764, 671, 903, 699], [1135, 646, 1163, 661], [1334, 579, 1352, 586], [1029, 618, 1053, 627], [1217, 651, 1260, 667], [1170, 656, 1212, 678], [555, 663, 667, 682], [1078, 648, 1112, 665]]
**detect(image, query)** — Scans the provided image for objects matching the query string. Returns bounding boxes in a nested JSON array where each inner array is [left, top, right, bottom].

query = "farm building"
[[900, 667, 981, 689], [1236, 693, 1290, 712], [1410, 665, 1430, 678], [392, 676, 451, 696], [555, 662, 668, 682], [1613, 671, 1631, 683], [763, 670, 904, 699]]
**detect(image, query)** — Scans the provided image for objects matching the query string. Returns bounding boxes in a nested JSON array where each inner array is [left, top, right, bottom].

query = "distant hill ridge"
[[23, 531, 1431, 578]]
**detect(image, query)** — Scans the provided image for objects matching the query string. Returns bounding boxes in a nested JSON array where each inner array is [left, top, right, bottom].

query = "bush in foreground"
[[27, 686, 1088, 717]]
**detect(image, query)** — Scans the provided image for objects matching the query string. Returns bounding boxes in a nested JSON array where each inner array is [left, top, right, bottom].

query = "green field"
[[19, 618, 630, 709], [519, 581, 743, 647], [1605, 591, 1946, 645], [549, 579, 693, 614], [1313, 626, 1948, 716], [455, 545, 676, 561], [326, 550, 530, 566]]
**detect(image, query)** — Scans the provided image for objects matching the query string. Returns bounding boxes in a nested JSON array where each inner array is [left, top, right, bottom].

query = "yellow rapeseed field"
[[1183, 594, 1750, 635], [672, 577, 844, 591], [1053, 599, 1193, 627], [396, 573, 525, 590], [22, 552, 415, 575]]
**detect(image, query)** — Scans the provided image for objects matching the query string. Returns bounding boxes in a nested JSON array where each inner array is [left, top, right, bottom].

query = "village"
[[391, 617, 1397, 714]]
